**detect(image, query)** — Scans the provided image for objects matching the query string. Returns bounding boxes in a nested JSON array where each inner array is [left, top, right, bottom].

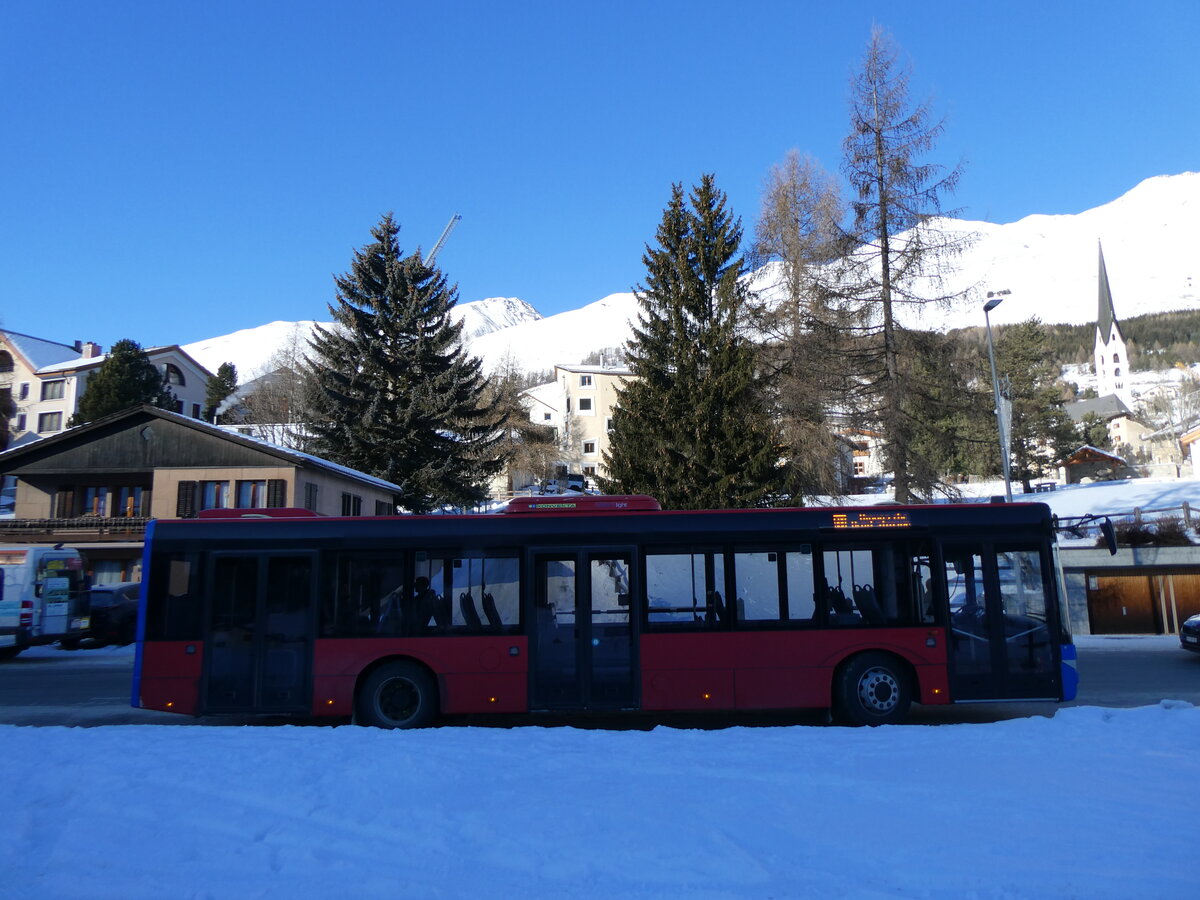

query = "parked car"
[[83, 582, 141, 646], [1181, 613, 1200, 653]]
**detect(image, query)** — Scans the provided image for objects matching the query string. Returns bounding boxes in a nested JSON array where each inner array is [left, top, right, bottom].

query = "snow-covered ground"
[[5, 478, 1200, 898], [3, 700, 1195, 898]]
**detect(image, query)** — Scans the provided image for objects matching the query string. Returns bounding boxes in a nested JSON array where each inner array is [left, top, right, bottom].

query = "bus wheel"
[[356, 661, 438, 729], [834, 652, 911, 726], [0, 647, 21, 662]]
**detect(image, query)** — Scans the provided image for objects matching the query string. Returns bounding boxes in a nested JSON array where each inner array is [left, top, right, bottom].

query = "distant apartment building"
[[0, 330, 211, 449], [520, 364, 633, 487]]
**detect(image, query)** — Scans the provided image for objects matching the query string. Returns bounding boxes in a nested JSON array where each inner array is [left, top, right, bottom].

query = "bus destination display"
[[830, 510, 912, 530]]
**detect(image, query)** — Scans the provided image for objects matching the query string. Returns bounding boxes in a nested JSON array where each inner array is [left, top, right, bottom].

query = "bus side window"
[[734, 551, 782, 624], [645, 550, 723, 629]]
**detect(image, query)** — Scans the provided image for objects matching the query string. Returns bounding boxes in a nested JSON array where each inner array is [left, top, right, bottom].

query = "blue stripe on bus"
[[131, 520, 155, 709], [1060, 642, 1078, 702]]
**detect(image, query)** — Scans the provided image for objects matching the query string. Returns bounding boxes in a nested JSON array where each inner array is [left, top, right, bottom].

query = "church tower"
[[1094, 243, 1133, 408]]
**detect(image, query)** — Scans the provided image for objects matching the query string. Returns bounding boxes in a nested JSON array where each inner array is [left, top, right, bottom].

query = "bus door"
[[202, 552, 315, 714], [528, 548, 637, 710], [941, 542, 1059, 701]]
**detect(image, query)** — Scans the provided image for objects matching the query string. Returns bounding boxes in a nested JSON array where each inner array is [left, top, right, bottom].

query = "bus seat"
[[854, 584, 885, 625], [481, 592, 503, 631], [827, 584, 853, 615], [459, 592, 483, 631]]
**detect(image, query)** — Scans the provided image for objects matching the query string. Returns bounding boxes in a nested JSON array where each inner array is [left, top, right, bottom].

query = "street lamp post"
[[984, 290, 1013, 502]]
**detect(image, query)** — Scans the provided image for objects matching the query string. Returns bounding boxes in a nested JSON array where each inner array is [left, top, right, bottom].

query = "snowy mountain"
[[182, 297, 542, 377], [186, 173, 1199, 377]]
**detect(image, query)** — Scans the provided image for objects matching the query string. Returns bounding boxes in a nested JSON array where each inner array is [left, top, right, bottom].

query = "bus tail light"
[[19, 600, 33, 628]]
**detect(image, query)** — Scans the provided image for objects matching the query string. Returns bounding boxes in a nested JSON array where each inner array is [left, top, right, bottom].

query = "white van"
[[0, 546, 90, 660]]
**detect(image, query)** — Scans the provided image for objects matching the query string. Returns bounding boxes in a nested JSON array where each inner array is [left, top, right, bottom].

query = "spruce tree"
[[69, 339, 176, 426], [602, 176, 785, 509], [203, 362, 238, 423], [996, 319, 1079, 492], [305, 213, 503, 512]]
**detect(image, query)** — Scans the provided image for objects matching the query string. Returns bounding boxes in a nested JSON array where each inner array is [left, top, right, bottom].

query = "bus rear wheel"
[[356, 661, 438, 729], [834, 652, 911, 726]]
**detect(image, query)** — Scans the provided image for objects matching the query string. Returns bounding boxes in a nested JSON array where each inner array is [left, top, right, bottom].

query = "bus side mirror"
[[1100, 519, 1117, 556]]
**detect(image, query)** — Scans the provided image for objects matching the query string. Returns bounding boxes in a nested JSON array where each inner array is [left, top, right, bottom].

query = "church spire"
[[1093, 241, 1132, 409], [1096, 242, 1122, 347]]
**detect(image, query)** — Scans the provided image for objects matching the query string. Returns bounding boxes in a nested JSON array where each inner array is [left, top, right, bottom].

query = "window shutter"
[[266, 479, 287, 508], [55, 487, 74, 518], [176, 481, 197, 518]]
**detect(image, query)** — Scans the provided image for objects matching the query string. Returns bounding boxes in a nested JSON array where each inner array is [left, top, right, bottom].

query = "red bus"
[[132, 495, 1078, 727]]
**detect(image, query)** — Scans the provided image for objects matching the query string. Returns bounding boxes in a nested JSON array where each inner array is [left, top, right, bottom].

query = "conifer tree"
[[996, 318, 1078, 492], [304, 213, 503, 512], [68, 339, 176, 426], [203, 362, 238, 423], [841, 26, 970, 502], [602, 176, 785, 509]]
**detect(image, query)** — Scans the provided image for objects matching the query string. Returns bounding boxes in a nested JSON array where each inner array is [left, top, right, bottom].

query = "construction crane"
[[424, 214, 462, 267]]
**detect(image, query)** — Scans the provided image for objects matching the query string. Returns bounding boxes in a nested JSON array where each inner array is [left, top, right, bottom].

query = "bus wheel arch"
[[354, 657, 440, 729], [832, 650, 914, 726]]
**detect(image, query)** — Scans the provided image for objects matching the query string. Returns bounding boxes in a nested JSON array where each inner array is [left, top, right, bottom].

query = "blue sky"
[[2, 1, 1197, 353]]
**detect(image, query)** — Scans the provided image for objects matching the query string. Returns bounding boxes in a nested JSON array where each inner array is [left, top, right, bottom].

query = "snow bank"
[[3, 704, 1196, 897]]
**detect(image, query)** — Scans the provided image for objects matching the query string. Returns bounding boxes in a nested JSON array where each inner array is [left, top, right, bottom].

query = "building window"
[[606, 417, 613, 431], [578, 398, 593, 412], [543, 412, 552, 422], [582, 464, 597, 477], [18, 382, 29, 400], [375, 500, 393, 516], [200, 481, 228, 510], [580, 375, 593, 387], [163, 364, 186, 386], [304, 483, 318, 510], [341, 492, 362, 516], [175, 400, 184, 414], [191, 403, 201, 419], [1114, 367, 1121, 377], [116, 486, 146, 517], [82, 486, 108, 516], [37, 412, 63, 433], [16, 414, 26, 431], [41, 380, 65, 401], [0, 351, 12, 373], [236, 480, 268, 508], [583, 440, 597, 455], [1113, 353, 1120, 363]]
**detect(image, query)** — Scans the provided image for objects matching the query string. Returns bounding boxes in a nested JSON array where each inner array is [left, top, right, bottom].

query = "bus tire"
[[356, 661, 438, 729], [0, 647, 21, 662], [834, 652, 911, 726]]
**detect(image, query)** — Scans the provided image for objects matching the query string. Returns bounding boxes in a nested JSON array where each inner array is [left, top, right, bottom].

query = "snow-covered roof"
[[0, 329, 82, 371], [36, 344, 213, 377], [214, 423, 401, 494], [520, 381, 561, 412], [554, 364, 633, 376], [0, 405, 401, 495]]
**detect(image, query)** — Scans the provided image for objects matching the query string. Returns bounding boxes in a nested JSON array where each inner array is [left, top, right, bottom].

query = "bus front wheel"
[[356, 661, 438, 729], [834, 652, 911, 726]]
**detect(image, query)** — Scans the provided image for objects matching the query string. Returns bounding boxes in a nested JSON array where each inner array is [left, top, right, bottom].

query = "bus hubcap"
[[858, 668, 898, 712], [378, 678, 419, 722]]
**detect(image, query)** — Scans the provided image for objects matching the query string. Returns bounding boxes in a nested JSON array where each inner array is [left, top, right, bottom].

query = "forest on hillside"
[[949, 309, 1200, 372]]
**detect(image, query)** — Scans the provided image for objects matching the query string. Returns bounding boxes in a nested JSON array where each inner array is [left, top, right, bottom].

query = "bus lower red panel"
[[312, 637, 530, 717], [137, 641, 204, 715], [639, 628, 951, 712]]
